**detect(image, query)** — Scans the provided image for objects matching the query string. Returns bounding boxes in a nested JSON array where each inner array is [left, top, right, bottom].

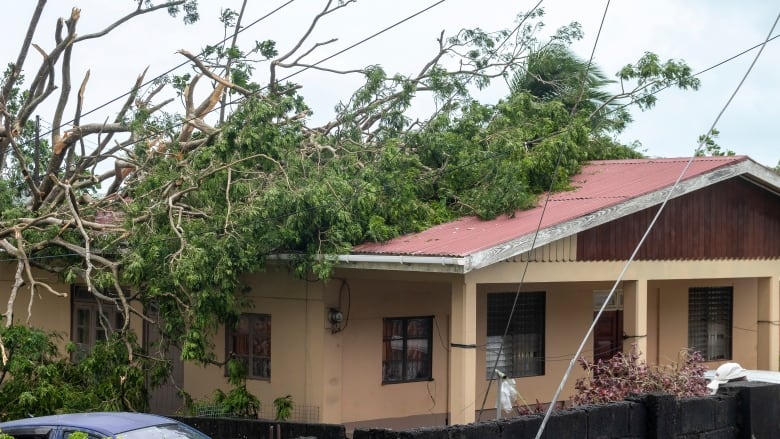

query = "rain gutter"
[[335, 254, 472, 273]]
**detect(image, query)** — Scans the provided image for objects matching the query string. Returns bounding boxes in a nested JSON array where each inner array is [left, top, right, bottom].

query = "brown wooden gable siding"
[[577, 177, 780, 261]]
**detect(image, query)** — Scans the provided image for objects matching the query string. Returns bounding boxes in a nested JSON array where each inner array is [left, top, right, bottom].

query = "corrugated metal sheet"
[[352, 156, 749, 257]]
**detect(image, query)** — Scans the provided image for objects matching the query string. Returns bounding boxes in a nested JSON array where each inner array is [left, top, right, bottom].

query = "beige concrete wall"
[[0, 263, 143, 351], [474, 281, 614, 411], [467, 258, 778, 408], [0, 263, 71, 335], [652, 278, 759, 369], [327, 277, 451, 426], [5, 253, 778, 427], [183, 268, 326, 419]]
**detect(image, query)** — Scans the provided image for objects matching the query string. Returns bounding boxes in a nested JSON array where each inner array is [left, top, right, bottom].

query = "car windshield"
[[119, 423, 210, 439]]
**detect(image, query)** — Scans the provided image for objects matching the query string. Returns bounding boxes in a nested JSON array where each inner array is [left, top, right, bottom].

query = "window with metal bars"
[[486, 292, 545, 378], [382, 316, 433, 383], [688, 287, 732, 361]]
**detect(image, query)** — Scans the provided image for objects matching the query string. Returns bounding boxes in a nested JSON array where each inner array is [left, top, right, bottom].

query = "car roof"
[[0, 412, 177, 435]]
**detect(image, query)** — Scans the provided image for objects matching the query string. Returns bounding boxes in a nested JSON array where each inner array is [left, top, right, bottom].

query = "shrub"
[[183, 358, 260, 418], [273, 395, 293, 421], [573, 344, 708, 405]]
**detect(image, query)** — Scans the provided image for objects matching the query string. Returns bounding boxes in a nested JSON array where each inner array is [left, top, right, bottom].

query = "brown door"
[[593, 310, 623, 363]]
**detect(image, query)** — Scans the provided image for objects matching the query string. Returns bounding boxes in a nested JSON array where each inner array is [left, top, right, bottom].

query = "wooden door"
[[593, 310, 623, 363]]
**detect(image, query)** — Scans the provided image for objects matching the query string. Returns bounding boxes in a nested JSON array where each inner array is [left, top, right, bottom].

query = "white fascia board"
[[266, 253, 472, 274], [335, 254, 471, 274]]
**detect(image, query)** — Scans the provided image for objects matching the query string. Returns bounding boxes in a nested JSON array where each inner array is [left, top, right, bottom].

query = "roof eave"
[[334, 254, 471, 273]]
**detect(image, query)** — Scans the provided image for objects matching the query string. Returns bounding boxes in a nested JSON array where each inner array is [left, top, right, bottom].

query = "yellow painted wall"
[[183, 268, 326, 419], [2, 254, 777, 428], [652, 278, 759, 369], [0, 265, 70, 336], [327, 277, 451, 426], [0, 263, 143, 351], [474, 281, 614, 411]]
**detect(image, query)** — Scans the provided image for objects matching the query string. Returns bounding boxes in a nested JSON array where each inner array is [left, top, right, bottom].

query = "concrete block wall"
[[353, 381, 780, 439], [174, 381, 780, 438]]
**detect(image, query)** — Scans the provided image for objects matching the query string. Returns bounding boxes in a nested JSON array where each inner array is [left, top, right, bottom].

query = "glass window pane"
[[486, 292, 545, 378], [227, 313, 271, 379], [688, 287, 732, 361], [383, 317, 433, 383]]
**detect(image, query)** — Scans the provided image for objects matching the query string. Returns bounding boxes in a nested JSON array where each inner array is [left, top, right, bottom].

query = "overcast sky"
[[6, 1, 779, 167]]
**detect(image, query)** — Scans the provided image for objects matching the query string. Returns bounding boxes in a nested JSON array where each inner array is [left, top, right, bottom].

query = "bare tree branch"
[[74, 1, 186, 43]]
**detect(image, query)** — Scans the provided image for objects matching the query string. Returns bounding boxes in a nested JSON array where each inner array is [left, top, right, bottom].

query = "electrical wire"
[[2, 5, 776, 275], [477, 0, 610, 422], [4, 17, 777, 197], [0, 41, 768, 271], [533, 10, 780, 439], [1, 0, 454, 262], [39, 0, 300, 139]]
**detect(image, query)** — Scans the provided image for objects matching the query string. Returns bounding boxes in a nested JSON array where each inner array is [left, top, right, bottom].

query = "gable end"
[[577, 177, 780, 261]]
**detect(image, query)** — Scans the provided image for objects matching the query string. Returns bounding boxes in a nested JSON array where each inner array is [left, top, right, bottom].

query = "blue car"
[[0, 412, 210, 438]]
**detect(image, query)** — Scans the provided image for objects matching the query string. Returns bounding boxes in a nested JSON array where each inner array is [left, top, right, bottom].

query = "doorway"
[[593, 290, 623, 363]]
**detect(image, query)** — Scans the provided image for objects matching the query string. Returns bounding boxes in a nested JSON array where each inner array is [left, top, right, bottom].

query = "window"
[[71, 286, 124, 361], [227, 313, 271, 380], [689, 287, 733, 361], [382, 317, 433, 383], [486, 292, 545, 378]]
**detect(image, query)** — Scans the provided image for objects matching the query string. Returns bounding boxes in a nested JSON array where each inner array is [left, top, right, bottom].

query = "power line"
[[10, 0, 452, 192], [3, 6, 777, 272], [39, 0, 299, 140], [5, 16, 777, 196], [477, 0, 611, 424], [1, 16, 776, 265], [0, 0, 456, 261], [533, 11, 780, 439]]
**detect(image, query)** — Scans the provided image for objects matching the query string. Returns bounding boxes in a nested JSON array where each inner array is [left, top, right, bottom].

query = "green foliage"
[[0, 5, 701, 409], [0, 325, 150, 420], [274, 395, 293, 421], [184, 359, 260, 418], [165, 0, 199, 24], [617, 52, 701, 110], [695, 129, 735, 157]]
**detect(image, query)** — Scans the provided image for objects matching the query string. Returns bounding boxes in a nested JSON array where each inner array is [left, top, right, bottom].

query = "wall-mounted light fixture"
[[329, 308, 344, 333]]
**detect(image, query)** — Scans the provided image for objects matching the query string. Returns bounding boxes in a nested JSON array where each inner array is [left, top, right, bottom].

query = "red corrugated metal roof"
[[353, 156, 749, 257]]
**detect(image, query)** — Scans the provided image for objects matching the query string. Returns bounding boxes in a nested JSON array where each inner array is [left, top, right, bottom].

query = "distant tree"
[[510, 44, 632, 134], [695, 129, 735, 157]]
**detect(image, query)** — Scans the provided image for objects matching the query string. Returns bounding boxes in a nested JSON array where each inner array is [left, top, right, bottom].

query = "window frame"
[[70, 286, 124, 361], [688, 286, 733, 361], [382, 316, 434, 384], [486, 291, 546, 379], [226, 313, 272, 381]]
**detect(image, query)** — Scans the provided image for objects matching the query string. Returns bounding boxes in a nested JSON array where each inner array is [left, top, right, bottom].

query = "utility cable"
[[0, 0, 454, 261], [40, 0, 299, 139], [276, 0, 448, 84], [5, 14, 777, 196], [533, 10, 780, 439], [3, 6, 776, 272], [477, 0, 609, 421]]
